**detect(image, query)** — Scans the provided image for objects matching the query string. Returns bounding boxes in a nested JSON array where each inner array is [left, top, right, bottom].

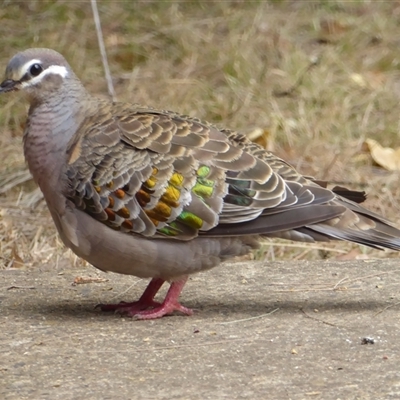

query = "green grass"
[[1, 0, 400, 268]]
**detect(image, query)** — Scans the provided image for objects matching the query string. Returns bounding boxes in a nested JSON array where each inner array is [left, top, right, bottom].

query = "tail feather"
[[209, 184, 400, 251], [285, 197, 400, 251]]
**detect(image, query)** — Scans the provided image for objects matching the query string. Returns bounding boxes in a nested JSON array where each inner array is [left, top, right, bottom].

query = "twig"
[[106, 278, 142, 302], [265, 241, 348, 254], [274, 55, 320, 97], [332, 276, 349, 290], [4, 285, 36, 290], [334, 271, 393, 286], [293, 249, 312, 261], [300, 308, 339, 327], [321, 151, 340, 180], [0, 169, 32, 194], [86, 338, 250, 353], [218, 308, 280, 325], [373, 301, 400, 317], [273, 271, 394, 293], [275, 287, 359, 293], [90, 0, 116, 101]]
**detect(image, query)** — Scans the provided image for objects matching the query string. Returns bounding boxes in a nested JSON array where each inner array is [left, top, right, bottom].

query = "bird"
[[1, 48, 400, 320]]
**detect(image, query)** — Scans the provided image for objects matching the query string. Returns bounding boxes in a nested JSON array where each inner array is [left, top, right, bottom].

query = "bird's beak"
[[0, 79, 20, 93]]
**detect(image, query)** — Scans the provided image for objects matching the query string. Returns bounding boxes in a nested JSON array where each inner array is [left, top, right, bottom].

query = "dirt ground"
[[2, 258, 400, 399], [2, 5, 400, 399]]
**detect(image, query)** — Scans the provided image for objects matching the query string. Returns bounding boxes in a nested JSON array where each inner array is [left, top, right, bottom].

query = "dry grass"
[[1, 1, 400, 270]]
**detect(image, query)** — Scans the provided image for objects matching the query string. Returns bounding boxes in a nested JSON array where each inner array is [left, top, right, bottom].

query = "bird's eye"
[[29, 63, 43, 77]]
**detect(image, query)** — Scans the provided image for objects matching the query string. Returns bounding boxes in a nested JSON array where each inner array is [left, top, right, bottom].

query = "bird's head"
[[0, 48, 76, 103]]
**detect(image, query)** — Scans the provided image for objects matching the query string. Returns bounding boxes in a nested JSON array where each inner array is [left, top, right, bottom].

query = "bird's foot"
[[96, 277, 165, 314], [96, 299, 193, 319], [96, 276, 192, 320], [96, 299, 161, 314], [133, 301, 193, 320]]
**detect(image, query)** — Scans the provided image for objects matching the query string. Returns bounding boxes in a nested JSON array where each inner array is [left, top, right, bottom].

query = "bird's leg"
[[134, 276, 193, 320], [98, 277, 164, 313], [97, 276, 193, 319]]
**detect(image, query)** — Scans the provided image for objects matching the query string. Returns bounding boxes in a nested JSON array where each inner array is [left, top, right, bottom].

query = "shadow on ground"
[[2, 259, 400, 399]]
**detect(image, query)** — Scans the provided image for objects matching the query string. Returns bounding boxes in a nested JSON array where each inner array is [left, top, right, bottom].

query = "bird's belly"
[[61, 208, 256, 280]]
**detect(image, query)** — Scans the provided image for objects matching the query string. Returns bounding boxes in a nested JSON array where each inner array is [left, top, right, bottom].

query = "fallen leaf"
[[73, 276, 109, 285], [351, 73, 367, 88], [335, 248, 369, 261], [319, 18, 349, 36], [248, 128, 275, 151], [11, 243, 25, 268], [364, 138, 400, 171], [350, 72, 386, 90]]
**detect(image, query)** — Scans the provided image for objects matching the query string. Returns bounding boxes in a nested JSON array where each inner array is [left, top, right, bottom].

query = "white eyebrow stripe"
[[19, 59, 42, 76], [20, 65, 69, 88]]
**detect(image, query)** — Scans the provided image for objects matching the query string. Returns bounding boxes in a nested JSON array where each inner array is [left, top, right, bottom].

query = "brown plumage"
[[1, 48, 399, 319]]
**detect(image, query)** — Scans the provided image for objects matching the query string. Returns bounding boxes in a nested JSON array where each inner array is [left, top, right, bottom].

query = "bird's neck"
[[23, 85, 91, 194]]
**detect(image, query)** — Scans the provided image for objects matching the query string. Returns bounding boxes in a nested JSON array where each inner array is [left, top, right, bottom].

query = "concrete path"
[[1, 258, 400, 399]]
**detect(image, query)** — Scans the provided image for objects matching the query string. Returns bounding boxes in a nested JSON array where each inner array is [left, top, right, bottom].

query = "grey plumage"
[[1, 48, 400, 319]]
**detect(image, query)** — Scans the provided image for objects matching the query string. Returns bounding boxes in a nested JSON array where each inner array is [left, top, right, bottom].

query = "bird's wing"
[[64, 102, 367, 242]]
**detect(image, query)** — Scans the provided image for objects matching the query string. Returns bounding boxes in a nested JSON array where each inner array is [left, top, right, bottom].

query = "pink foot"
[[98, 299, 162, 313], [97, 277, 193, 320], [97, 277, 163, 313], [134, 300, 193, 320]]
